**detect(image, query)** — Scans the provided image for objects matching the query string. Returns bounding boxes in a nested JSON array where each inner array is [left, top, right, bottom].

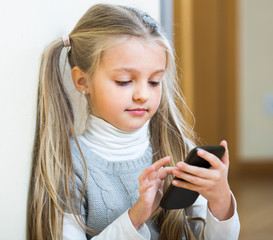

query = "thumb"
[[220, 140, 229, 167]]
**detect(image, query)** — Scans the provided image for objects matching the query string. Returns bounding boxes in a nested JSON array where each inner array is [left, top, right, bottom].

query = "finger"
[[153, 156, 171, 171], [138, 165, 156, 185], [176, 162, 212, 179], [138, 156, 171, 185], [173, 169, 209, 186], [197, 149, 222, 169], [159, 180, 164, 191], [158, 167, 176, 180], [220, 140, 229, 167], [138, 182, 153, 194], [172, 178, 203, 193]]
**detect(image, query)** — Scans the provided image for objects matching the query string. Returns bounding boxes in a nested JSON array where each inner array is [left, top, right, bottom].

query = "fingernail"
[[177, 162, 183, 168], [173, 169, 180, 175], [198, 149, 205, 155]]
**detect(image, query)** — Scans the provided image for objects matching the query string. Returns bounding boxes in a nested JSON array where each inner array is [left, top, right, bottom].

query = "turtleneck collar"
[[78, 114, 150, 161]]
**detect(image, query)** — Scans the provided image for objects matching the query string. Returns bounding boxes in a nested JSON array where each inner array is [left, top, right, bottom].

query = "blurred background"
[[0, 0, 272, 239], [171, 0, 273, 239]]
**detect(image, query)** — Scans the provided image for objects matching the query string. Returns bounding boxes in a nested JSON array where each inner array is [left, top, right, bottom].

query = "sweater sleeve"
[[62, 210, 151, 240], [186, 192, 240, 240]]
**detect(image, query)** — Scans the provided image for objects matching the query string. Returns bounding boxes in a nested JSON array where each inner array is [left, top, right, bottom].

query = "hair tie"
[[62, 35, 71, 47]]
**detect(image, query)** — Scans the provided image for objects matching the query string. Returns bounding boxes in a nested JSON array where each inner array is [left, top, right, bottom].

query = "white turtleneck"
[[78, 114, 150, 161]]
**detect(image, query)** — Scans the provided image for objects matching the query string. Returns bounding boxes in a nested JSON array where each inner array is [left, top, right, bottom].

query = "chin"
[[122, 123, 145, 132]]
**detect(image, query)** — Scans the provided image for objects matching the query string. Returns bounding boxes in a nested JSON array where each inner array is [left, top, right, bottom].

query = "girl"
[[27, 4, 240, 240]]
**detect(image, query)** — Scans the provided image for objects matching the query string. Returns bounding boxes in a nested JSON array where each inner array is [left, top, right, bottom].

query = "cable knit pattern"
[[70, 137, 153, 233]]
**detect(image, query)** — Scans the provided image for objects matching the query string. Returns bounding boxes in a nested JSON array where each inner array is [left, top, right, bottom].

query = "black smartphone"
[[160, 145, 225, 210]]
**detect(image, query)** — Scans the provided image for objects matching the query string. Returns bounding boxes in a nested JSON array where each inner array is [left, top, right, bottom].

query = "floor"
[[230, 174, 273, 240]]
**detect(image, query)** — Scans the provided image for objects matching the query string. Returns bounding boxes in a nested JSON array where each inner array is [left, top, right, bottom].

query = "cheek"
[[98, 89, 127, 112], [153, 88, 162, 108]]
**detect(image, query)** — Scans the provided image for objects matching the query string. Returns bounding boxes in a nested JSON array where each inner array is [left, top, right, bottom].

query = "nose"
[[132, 82, 150, 103]]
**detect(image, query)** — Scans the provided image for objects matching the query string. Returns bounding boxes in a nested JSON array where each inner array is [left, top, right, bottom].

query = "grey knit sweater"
[[69, 137, 158, 237]]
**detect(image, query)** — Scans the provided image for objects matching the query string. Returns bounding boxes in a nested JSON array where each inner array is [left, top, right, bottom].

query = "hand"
[[172, 140, 234, 220], [129, 156, 174, 229]]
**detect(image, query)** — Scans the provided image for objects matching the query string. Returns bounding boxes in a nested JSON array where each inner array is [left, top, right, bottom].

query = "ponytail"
[[27, 3, 200, 239], [26, 38, 86, 240]]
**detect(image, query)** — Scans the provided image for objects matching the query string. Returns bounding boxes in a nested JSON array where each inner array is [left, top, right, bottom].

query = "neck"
[[78, 115, 150, 161]]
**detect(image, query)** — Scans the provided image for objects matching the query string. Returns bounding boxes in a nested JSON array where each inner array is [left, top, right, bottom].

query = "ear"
[[71, 66, 89, 94]]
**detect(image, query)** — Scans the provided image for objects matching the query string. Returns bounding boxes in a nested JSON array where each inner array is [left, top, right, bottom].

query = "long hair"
[[27, 4, 200, 240]]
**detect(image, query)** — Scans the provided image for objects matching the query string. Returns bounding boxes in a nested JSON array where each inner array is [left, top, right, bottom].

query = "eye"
[[115, 80, 132, 86], [149, 81, 161, 87]]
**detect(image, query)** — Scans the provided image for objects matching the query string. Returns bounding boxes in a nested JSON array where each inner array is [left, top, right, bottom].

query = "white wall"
[[238, 0, 273, 161], [0, 1, 160, 239]]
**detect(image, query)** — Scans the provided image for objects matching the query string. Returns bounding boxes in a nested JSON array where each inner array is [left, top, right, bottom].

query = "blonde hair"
[[27, 4, 200, 240]]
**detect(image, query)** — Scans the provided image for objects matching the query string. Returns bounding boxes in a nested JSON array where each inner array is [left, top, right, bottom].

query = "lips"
[[126, 108, 147, 116]]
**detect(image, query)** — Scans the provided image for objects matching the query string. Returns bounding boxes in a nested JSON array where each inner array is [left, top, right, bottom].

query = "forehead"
[[99, 37, 167, 72]]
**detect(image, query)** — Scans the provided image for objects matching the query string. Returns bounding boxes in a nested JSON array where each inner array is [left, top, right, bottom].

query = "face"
[[87, 37, 166, 132]]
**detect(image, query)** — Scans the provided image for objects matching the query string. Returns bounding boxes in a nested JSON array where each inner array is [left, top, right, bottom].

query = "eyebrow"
[[110, 67, 165, 75]]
